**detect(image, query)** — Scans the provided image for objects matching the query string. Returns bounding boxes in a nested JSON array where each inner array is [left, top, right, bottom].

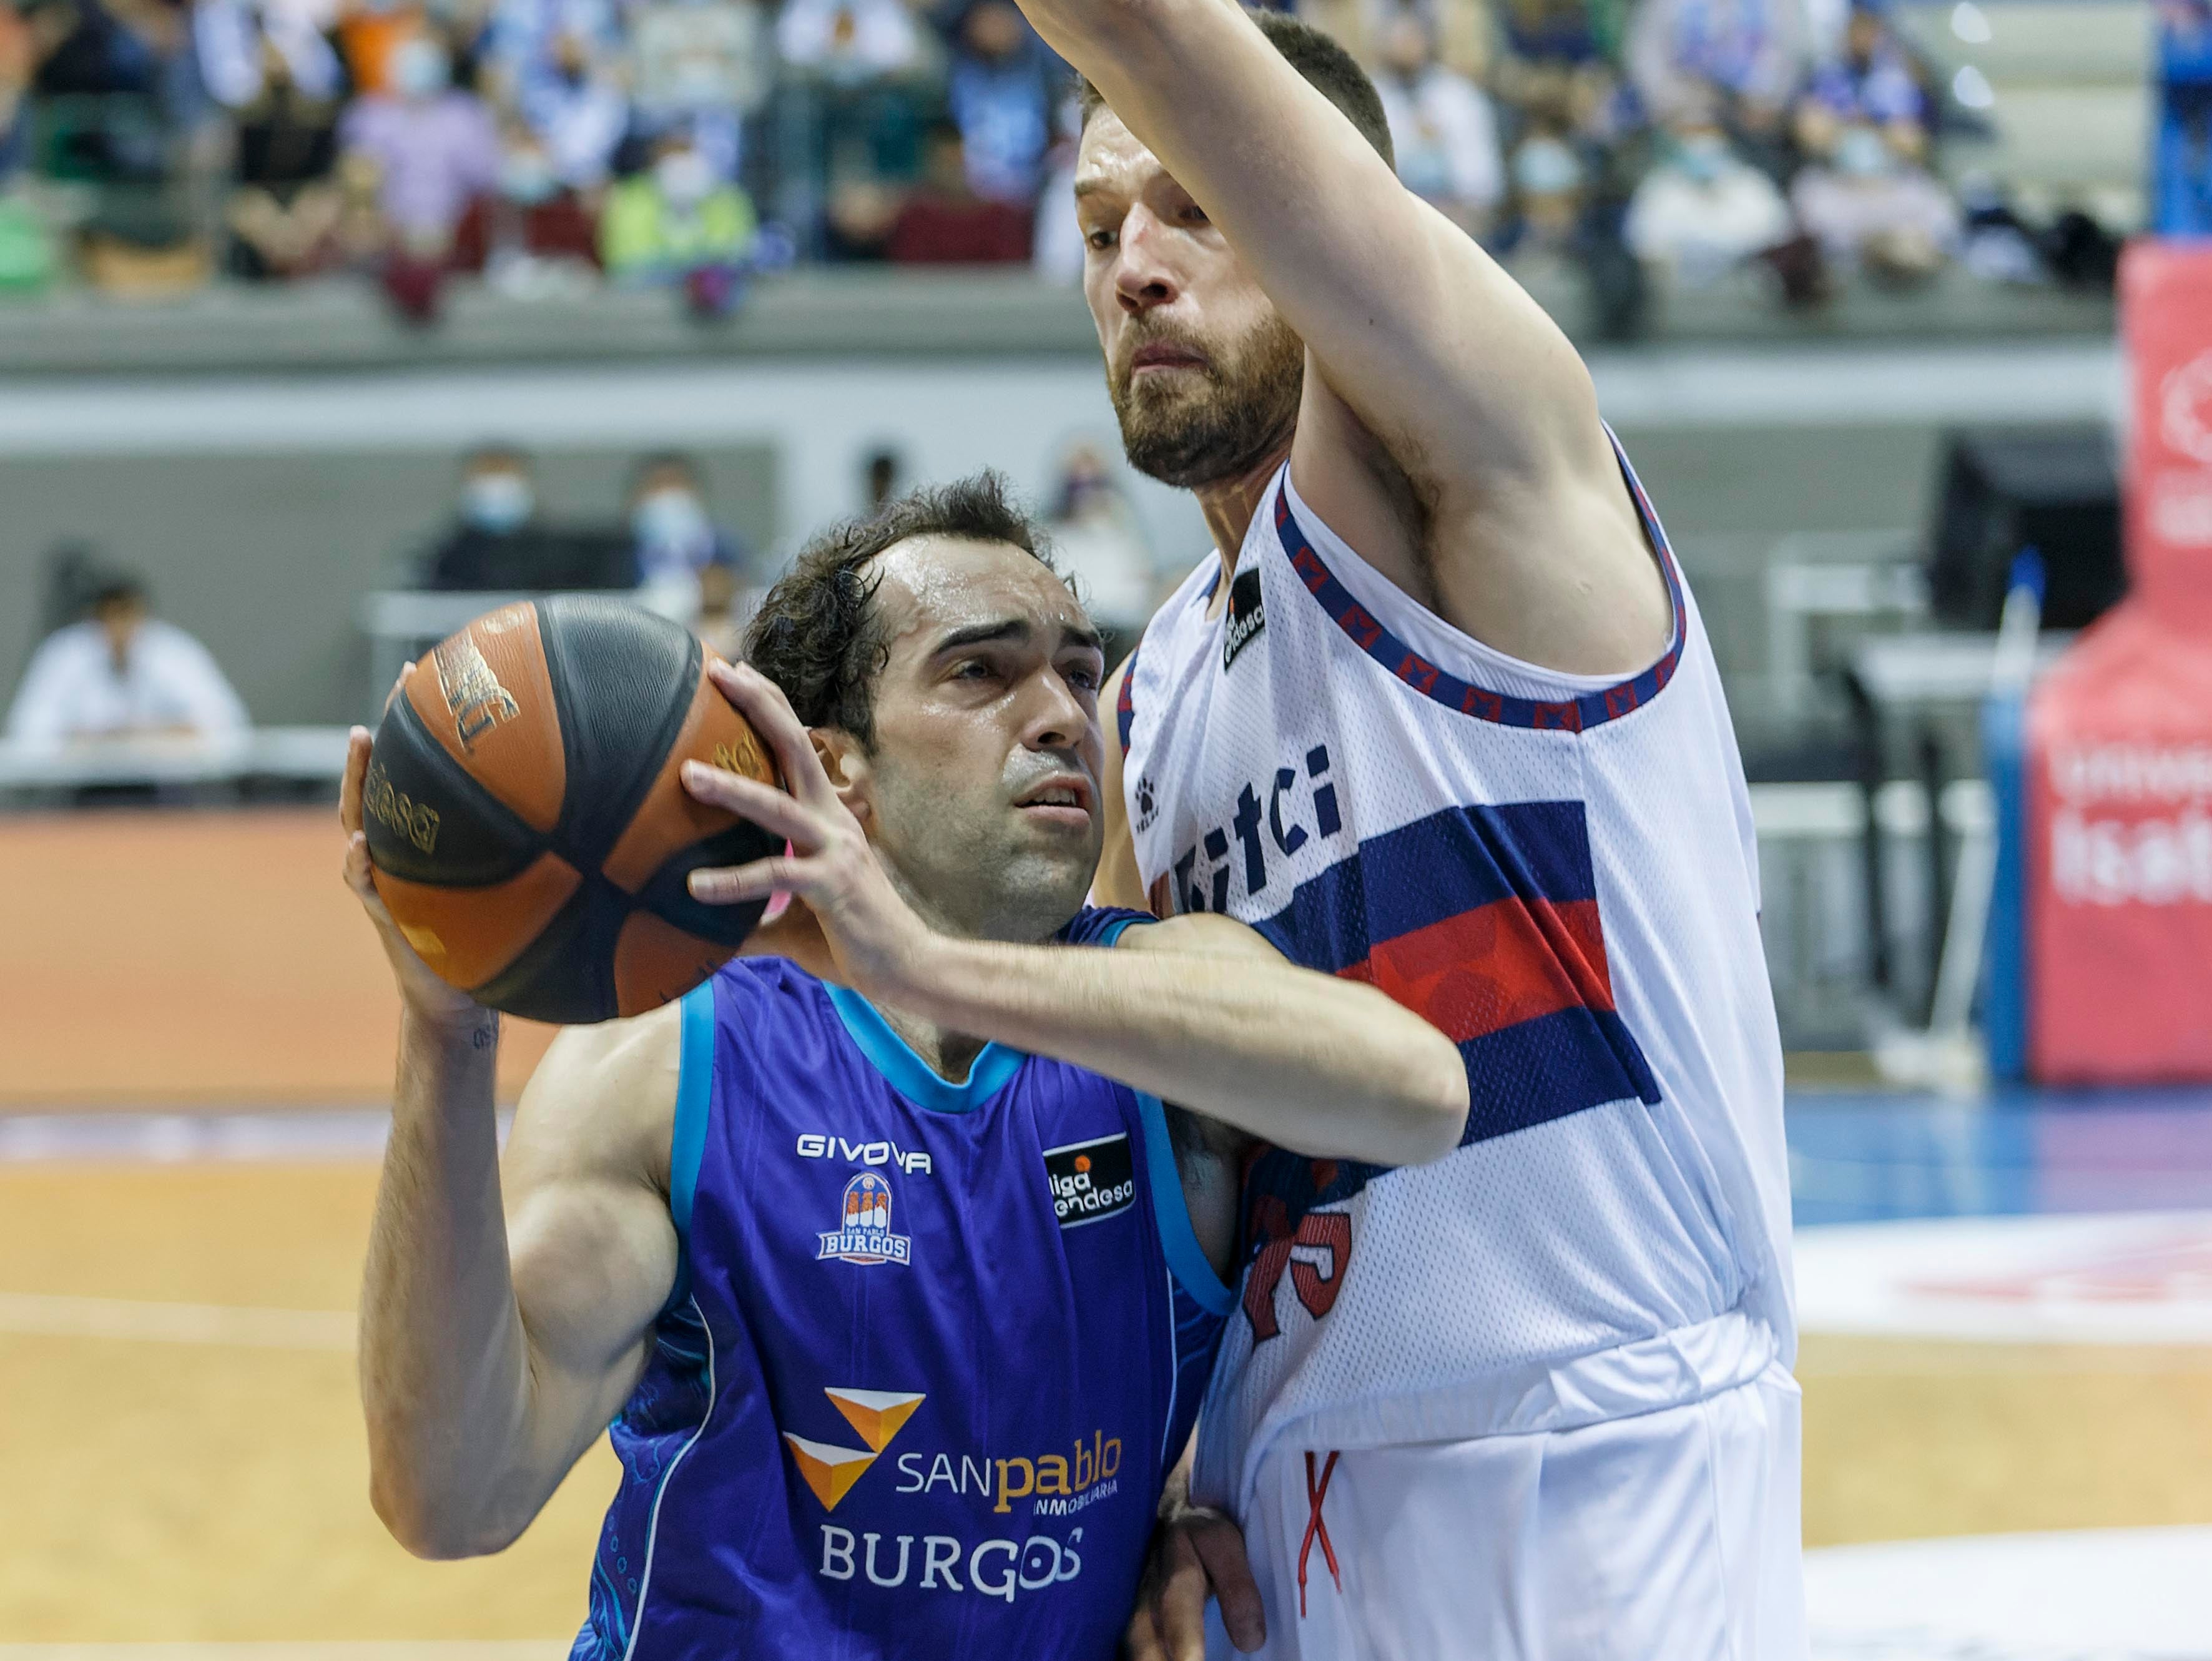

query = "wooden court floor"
[[2, 1161, 2210, 1642]]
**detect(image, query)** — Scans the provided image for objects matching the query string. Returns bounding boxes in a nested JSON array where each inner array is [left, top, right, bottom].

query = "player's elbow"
[[1389, 1033, 1468, 1166], [370, 1464, 527, 1560]]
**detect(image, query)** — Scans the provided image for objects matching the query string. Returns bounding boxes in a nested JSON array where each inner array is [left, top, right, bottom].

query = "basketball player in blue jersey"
[[343, 476, 1468, 1661], [1023, 7, 1806, 1660]]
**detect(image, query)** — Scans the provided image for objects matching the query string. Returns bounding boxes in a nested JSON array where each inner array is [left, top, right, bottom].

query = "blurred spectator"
[[1506, 119, 1588, 255], [1625, 118, 1791, 284], [777, 0, 922, 81], [1372, 6, 1503, 237], [338, 28, 499, 247], [485, 120, 602, 287], [420, 445, 573, 588], [946, 0, 1055, 204], [1790, 117, 1957, 283], [6, 574, 249, 744], [1031, 86, 1083, 280], [0, 2, 54, 293], [222, 37, 345, 279], [630, 0, 770, 180], [337, 0, 427, 97], [479, 0, 623, 104], [863, 445, 902, 511], [887, 121, 1029, 263], [1794, 0, 1930, 163], [195, 0, 342, 112], [511, 26, 627, 192], [1628, 0, 1807, 145], [626, 451, 754, 628], [1045, 440, 1155, 660], [601, 126, 756, 303]]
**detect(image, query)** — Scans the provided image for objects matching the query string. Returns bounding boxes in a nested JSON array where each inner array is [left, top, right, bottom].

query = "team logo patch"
[[782, 1386, 927, 1510], [1043, 1133, 1136, 1229], [818, 1171, 913, 1265], [1134, 774, 1159, 832], [1222, 568, 1266, 671]]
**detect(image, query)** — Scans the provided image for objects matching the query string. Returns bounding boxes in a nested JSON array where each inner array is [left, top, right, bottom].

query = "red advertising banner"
[[2025, 242, 2212, 1082], [2123, 242, 2212, 626], [2028, 606, 2212, 1081]]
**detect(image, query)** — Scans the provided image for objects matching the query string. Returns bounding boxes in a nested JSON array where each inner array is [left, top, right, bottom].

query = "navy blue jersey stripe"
[[1249, 801, 1600, 974], [1458, 1006, 1663, 1145], [1270, 433, 1688, 732]]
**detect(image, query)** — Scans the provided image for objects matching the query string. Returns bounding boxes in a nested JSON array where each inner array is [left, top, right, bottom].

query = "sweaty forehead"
[[872, 536, 1088, 646], [1073, 110, 1169, 202]]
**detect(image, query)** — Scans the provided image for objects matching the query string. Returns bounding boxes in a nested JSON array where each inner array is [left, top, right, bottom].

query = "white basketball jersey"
[[1119, 445, 1795, 1517]]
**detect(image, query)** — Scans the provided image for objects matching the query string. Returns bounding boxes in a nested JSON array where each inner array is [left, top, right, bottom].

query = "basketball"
[[361, 596, 782, 1024]]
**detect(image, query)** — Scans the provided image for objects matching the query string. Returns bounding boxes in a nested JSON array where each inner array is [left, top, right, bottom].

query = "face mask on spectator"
[[1675, 133, 1729, 185], [1513, 137, 1583, 198], [1835, 126, 1892, 179], [502, 152, 560, 204], [656, 150, 717, 208], [634, 489, 712, 549], [392, 37, 451, 100], [463, 472, 533, 532]]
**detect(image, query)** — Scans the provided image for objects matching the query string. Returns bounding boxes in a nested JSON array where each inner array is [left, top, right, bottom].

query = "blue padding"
[[1138, 1092, 1235, 1317]]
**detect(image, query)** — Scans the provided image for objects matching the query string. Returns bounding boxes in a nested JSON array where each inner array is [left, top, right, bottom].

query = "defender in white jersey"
[[1003, 2, 1805, 1656]]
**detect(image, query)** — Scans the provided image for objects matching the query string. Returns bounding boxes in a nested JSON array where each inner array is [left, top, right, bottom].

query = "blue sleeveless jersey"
[[571, 907, 1234, 1661]]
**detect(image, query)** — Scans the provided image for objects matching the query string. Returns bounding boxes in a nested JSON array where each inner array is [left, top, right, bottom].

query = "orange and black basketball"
[[362, 597, 782, 1023]]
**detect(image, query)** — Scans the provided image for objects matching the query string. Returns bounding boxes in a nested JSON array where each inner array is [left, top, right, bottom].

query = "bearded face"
[[1105, 310, 1305, 491]]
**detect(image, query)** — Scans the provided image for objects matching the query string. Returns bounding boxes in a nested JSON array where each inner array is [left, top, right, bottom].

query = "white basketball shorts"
[[1208, 1365, 1806, 1661]]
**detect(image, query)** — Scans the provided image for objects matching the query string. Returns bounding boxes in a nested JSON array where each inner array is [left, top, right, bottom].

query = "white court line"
[[0, 1109, 513, 1164], [0, 1293, 355, 1351]]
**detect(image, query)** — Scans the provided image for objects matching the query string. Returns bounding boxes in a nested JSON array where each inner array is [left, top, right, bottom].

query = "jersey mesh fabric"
[[1119, 443, 1792, 1516]]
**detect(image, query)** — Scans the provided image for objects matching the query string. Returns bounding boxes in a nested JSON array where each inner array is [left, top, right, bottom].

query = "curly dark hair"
[[1076, 10, 1394, 170], [742, 471, 1058, 749]]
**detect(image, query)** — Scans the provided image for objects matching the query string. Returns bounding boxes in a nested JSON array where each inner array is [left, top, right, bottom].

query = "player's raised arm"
[[686, 661, 1468, 1165], [347, 727, 679, 1560], [1046, 0, 1669, 673]]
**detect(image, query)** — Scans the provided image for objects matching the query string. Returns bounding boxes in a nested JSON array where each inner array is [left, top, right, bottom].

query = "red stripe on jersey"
[[1339, 895, 1616, 1044]]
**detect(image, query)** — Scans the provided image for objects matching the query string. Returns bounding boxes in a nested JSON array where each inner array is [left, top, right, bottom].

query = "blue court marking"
[[825, 983, 1024, 1113], [1786, 1084, 2212, 1227]]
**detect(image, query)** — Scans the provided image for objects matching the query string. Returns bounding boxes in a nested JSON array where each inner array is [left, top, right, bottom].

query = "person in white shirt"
[[6, 578, 250, 745], [1625, 119, 1793, 286], [1372, 8, 1503, 237]]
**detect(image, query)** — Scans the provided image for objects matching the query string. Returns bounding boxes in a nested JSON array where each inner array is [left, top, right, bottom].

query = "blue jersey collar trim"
[[825, 982, 1025, 1113], [1137, 1092, 1236, 1316]]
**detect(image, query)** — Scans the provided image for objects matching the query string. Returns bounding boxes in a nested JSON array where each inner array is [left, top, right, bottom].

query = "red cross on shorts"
[[1297, 1450, 1342, 1618]]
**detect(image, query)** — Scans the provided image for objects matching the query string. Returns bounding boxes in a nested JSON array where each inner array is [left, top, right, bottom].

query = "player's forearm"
[[897, 934, 1465, 1164], [358, 1008, 538, 1559]]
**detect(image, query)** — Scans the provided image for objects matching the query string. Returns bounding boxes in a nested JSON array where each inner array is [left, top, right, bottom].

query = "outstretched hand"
[[682, 659, 931, 998]]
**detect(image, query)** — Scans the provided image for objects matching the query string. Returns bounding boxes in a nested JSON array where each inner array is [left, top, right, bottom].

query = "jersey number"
[[1243, 1211, 1352, 1343]]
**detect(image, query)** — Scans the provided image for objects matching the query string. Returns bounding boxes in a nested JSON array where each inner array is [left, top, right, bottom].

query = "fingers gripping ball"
[[363, 597, 783, 1023]]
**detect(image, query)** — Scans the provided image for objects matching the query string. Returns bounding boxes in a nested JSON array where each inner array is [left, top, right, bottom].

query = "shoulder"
[[1115, 910, 1281, 962], [26, 623, 97, 669], [141, 620, 216, 661], [514, 998, 684, 1193], [1056, 904, 1158, 949]]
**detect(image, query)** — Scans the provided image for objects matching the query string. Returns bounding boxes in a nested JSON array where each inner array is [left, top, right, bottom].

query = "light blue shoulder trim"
[[1138, 1092, 1236, 1317], [663, 980, 715, 1314], [825, 983, 1025, 1113]]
